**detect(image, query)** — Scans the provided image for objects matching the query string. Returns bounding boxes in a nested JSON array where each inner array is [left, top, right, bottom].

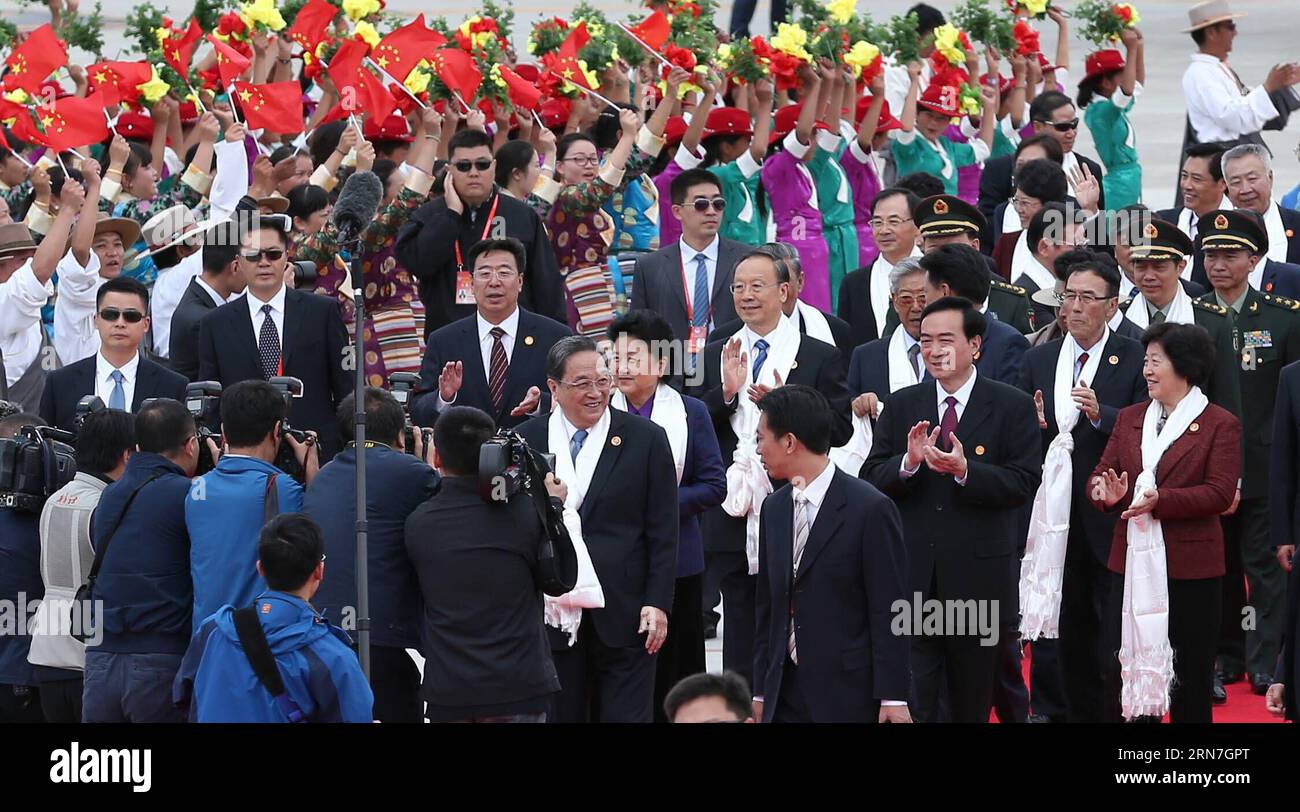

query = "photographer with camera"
[[0, 411, 50, 722], [39, 276, 188, 431], [82, 399, 199, 723], [404, 406, 576, 723], [186, 380, 318, 634], [169, 220, 247, 381], [31, 408, 135, 723], [303, 387, 438, 723]]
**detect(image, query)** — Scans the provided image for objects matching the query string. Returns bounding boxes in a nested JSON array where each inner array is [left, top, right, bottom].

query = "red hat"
[[1036, 52, 1061, 73], [1084, 49, 1126, 81], [512, 64, 540, 83], [918, 83, 961, 118], [704, 107, 753, 139], [115, 111, 154, 141], [365, 112, 413, 142], [540, 97, 571, 129], [769, 103, 832, 145], [664, 115, 688, 146], [177, 101, 200, 125], [854, 95, 902, 133], [981, 72, 1013, 95]]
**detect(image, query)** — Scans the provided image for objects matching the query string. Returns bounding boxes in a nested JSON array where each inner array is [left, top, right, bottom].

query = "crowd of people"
[[1, 0, 1300, 724]]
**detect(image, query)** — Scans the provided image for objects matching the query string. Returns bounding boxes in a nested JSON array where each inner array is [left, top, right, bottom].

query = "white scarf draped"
[[1014, 255, 1057, 294], [830, 327, 920, 477], [1020, 332, 1105, 640], [723, 317, 800, 574], [796, 301, 836, 347], [1120, 386, 1208, 720], [611, 383, 687, 484], [543, 409, 608, 645], [1126, 285, 1195, 330]]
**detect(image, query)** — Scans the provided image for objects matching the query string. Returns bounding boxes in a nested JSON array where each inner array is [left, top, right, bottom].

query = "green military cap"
[[914, 195, 987, 238], [1198, 208, 1269, 255], [1128, 218, 1195, 262]]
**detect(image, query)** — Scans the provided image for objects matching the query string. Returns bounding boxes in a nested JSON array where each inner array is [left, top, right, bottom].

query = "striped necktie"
[[789, 494, 810, 664]]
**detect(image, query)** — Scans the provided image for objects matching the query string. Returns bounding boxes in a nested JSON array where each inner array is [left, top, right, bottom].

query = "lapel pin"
[[1264, 283, 1273, 294], [975, 445, 986, 456], [1108, 355, 1119, 365], [1288, 229, 1295, 238], [790, 361, 798, 370], [1189, 422, 1199, 433], [611, 436, 622, 447], [524, 335, 535, 346]]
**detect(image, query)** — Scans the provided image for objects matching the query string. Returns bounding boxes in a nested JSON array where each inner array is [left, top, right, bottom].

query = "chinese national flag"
[[373, 13, 448, 82], [562, 21, 590, 56], [356, 68, 398, 124], [286, 0, 339, 52], [428, 48, 481, 102], [36, 95, 110, 152], [498, 65, 542, 112], [3, 24, 69, 93], [327, 37, 369, 95], [207, 35, 253, 87], [162, 18, 204, 75], [543, 50, 594, 92], [86, 61, 153, 107], [628, 11, 671, 51], [232, 81, 305, 134]]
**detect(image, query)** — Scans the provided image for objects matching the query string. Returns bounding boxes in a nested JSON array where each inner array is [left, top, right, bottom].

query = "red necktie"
[[488, 327, 508, 412], [1075, 351, 1089, 386], [939, 396, 958, 452]]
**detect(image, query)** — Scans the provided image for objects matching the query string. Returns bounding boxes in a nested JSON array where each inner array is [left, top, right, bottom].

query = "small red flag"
[[562, 21, 591, 56], [498, 65, 542, 112], [207, 34, 253, 87], [232, 81, 305, 134], [356, 68, 398, 125], [3, 24, 69, 94], [162, 18, 204, 76], [286, 0, 339, 52], [87, 61, 152, 107], [428, 48, 482, 102], [542, 50, 595, 92], [328, 38, 369, 93], [373, 14, 448, 82], [34, 95, 110, 152], [628, 11, 671, 51]]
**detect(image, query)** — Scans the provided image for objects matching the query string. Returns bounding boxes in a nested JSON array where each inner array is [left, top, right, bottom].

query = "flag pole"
[[364, 57, 430, 110], [615, 22, 673, 70], [563, 79, 618, 110], [451, 91, 474, 116], [226, 85, 244, 125]]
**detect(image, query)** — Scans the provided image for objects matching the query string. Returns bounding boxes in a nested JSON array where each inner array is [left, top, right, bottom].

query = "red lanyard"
[[680, 250, 714, 325], [454, 194, 501, 271]]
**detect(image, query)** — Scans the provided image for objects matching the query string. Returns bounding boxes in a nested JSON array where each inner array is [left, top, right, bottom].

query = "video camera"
[[185, 381, 223, 475], [0, 425, 77, 513], [387, 372, 432, 463], [290, 260, 317, 289], [268, 376, 310, 482], [74, 395, 105, 430]]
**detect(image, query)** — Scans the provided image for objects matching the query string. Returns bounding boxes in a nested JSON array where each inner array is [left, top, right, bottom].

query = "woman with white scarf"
[[1089, 323, 1240, 723], [608, 310, 728, 722]]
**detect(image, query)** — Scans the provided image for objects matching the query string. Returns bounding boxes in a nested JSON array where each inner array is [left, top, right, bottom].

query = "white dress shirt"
[[439, 307, 522, 409], [870, 247, 922, 335], [901, 366, 979, 484], [151, 251, 205, 358], [0, 259, 53, 387], [94, 350, 140, 411], [194, 276, 232, 308], [680, 235, 720, 330], [52, 248, 104, 366], [1182, 53, 1280, 144], [1062, 151, 1082, 199], [247, 284, 287, 352], [901, 329, 923, 380]]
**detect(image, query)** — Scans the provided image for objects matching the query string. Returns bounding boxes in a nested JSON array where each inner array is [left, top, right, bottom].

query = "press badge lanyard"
[[454, 194, 501, 305], [680, 252, 713, 355]]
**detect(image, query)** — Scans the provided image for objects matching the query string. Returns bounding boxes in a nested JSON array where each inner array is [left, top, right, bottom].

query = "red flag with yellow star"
[[32, 95, 109, 152], [428, 48, 482, 102], [162, 18, 204, 76], [86, 61, 153, 107], [542, 50, 595, 92], [232, 81, 305, 134], [327, 38, 369, 97], [3, 24, 69, 94], [286, 0, 339, 53], [498, 65, 542, 112], [206, 34, 253, 87], [373, 14, 448, 82], [628, 11, 671, 50]]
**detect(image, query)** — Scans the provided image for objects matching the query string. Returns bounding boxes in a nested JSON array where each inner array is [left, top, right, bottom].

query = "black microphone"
[[330, 170, 384, 246]]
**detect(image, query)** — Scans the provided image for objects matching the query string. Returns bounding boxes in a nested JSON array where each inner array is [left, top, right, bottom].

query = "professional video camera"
[[74, 395, 105, 431], [478, 429, 572, 594], [387, 372, 432, 462], [0, 425, 77, 513], [290, 260, 317, 289], [268, 376, 309, 482], [186, 381, 223, 475]]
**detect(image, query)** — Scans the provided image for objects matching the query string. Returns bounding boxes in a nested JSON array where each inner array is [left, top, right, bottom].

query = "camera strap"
[[263, 473, 279, 524], [232, 606, 309, 723], [522, 450, 576, 595], [84, 472, 165, 588]]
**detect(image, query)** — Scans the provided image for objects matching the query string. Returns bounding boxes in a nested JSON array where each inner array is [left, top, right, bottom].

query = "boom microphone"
[[331, 170, 384, 245]]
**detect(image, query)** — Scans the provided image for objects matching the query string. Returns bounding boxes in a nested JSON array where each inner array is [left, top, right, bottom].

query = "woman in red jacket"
[[1090, 322, 1240, 723]]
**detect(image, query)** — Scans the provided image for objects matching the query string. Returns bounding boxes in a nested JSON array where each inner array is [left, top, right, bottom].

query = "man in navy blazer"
[[752, 386, 910, 723], [920, 245, 1030, 385], [411, 238, 571, 429], [848, 258, 928, 416], [1268, 360, 1300, 721], [40, 276, 187, 431]]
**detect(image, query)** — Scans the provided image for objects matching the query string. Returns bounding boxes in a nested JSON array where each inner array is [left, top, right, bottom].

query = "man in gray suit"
[[631, 169, 747, 371]]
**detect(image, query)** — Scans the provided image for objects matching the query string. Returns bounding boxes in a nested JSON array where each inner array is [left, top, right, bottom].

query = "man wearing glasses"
[[411, 237, 571, 430], [837, 187, 923, 349], [39, 276, 187, 431], [1024, 92, 1106, 212], [397, 128, 566, 337], [197, 214, 352, 460], [1017, 258, 1146, 722]]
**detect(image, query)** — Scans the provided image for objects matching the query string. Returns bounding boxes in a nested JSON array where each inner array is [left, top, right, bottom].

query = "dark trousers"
[[911, 631, 1000, 722], [1104, 573, 1221, 723], [991, 635, 1029, 722], [1059, 541, 1111, 722], [0, 684, 44, 723], [704, 551, 756, 685], [82, 651, 185, 723], [772, 657, 811, 722], [370, 645, 422, 724], [38, 677, 84, 724], [551, 611, 657, 723], [1218, 497, 1284, 676], [654, 573, 705, 723], [727, 0, 789, 37]]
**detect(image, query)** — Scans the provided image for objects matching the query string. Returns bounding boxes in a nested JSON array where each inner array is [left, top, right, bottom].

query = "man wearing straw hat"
[[140, 205, 206, 362]]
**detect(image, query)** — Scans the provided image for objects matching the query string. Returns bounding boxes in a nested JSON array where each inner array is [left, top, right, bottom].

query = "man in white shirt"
[[142, 205, 204, 361], [837, 187, 922, 348], [1222, 143, 1300, 267]]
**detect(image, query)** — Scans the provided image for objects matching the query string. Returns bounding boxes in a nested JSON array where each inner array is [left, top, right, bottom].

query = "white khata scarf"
[[829, 327, 920, 477], [544, 409, 608, 645], [611, 383, 687, 484], [1125, 284, 1195, 330]]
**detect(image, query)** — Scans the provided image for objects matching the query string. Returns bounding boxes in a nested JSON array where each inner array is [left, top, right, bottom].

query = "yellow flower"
[[1021, 0, 1049, 16], [154, 26, 170, 47], [576, 59, 600, 92], [585, 21, 605, 38], [1116, 4, 1141, 26], [828, 0, 856, 26], [488, 65, 507, 89], [139, 66, 171, 104], [960, 95, 981, 117], [354, 20, 380, 47], [716, 42, 733, 66], [658, 78, 702, 100], [2, 88, 29, 104], [343, 0, 381, 22], [404, 63, 431, 95], [241, 0, 287, 31], [844, 40, 880, 78], [932, 24, 964, 66], [771, 22, 811, 62], [458, 15, 482, 37]]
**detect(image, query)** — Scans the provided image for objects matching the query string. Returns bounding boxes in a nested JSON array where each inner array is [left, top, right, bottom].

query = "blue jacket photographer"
[[303, 387, 439, 724]]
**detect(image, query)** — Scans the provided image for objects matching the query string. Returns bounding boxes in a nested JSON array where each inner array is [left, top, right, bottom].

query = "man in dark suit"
[[410, 237, 571, 430], [168, 220, 246, 381], [1014, 203, 1088, 331], [1268, 360, 1300, 722], [1156, 143, 1229, 289], [694, 246, 852, 684], [977, 134, 1064, 249], [752, 385, 911, 723], [1195, 210, 1300, 698], [848, 258, 928, 420], [863, 297, 1041, 722], [40, 276, 187, 431], [515, 336, 679, 722], [196, 215, 353, 460], [1017, 259, 1147, 722], [1222, 143, 1300, 265], [838, 187, 922, 349], [630, 168, 744, 351]]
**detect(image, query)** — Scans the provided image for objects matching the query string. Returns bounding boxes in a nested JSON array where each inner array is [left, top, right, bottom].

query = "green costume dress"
[[810, 130, 860, 308], [1084, 84, 1142, 209]]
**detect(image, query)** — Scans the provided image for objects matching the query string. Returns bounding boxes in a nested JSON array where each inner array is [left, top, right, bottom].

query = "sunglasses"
[[98, 307, 145, 324], [1038, 118, 1079, 132], [690, 196, 726, 213], [452, 158, 494, 173], [241, 248, 286, 262]]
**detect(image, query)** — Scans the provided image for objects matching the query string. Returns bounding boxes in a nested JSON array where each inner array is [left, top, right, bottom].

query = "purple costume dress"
[[761, 134, 830, 311], [945, 124, 982, 207], [839, 139, 885, 269]]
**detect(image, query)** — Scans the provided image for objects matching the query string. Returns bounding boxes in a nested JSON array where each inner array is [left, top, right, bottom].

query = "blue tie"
[[569, 429, 589, 463], [751, 339, 770, 381], [692, 252, 710, 328], [108, 370, 126, 410]]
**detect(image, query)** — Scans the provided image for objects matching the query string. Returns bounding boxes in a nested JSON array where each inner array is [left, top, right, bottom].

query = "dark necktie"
[[258, 303, 280, 380], [908, 343, 922, 379], [569, 429, 589, 462], [751, 338, 770, 381], [939, 395, 959, 452], [692, 253, 710, 330], [1074, 351, 1089, 386], [487, 326, 508, 412], [1150, 310, 1166, 325]]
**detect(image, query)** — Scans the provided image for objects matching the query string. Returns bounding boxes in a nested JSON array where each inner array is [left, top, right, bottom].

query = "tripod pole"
[[339, 246, 371, 681]]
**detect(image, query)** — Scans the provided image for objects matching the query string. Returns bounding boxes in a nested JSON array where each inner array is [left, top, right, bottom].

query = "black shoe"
[[1252, 674, 1274, 696], [1218, 669, 1244, 685], [1211, 672, 1228, 704]]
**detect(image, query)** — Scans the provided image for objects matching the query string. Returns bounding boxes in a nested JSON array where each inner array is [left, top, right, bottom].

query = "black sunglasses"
[[241, 248, 286, 262], [690, 196, 726, 213], [98, 307, 145, 324], [452, 158, 494, 173], [1038, 118, 1079, 132]]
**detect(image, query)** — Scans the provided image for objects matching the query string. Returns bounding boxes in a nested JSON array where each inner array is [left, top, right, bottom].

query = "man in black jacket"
[[168, 220, 246, 381], [395, 128, 566, 336], [405, 406, 575, 723]]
